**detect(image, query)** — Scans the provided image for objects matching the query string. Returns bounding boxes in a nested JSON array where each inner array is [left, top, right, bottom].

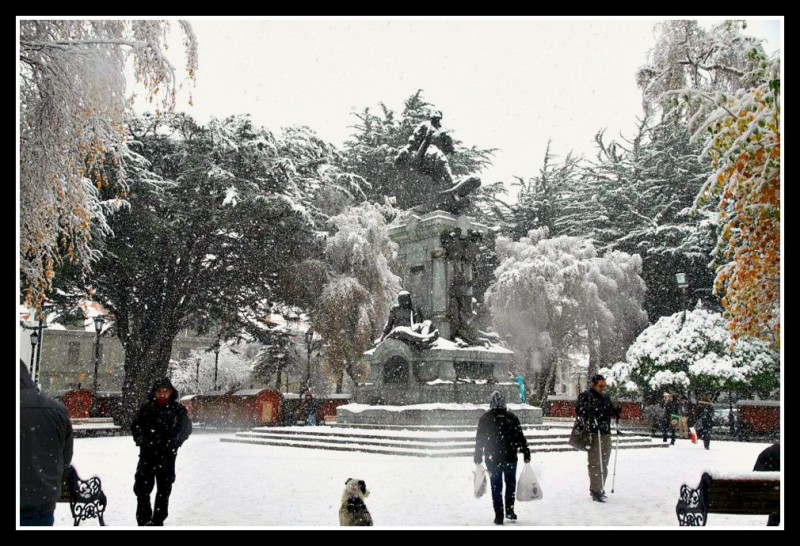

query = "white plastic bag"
[[516, 462, 543, 501], [473, 463, 487, 498]]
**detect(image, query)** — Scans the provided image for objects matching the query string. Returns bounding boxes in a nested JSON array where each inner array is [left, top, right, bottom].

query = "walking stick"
[[596, 422, 604, 490], [611, 419, 620, 493]]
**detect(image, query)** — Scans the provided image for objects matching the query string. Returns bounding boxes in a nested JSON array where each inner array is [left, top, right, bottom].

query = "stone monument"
[[337, 111, 542, 427]]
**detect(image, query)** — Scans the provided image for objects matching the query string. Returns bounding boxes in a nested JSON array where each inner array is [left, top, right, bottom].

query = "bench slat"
[[703, 474, 780, 515], [677, 471, 780, 525]]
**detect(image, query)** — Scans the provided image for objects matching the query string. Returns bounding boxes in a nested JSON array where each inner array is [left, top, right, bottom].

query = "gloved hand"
[[524, 455, 531, 464]]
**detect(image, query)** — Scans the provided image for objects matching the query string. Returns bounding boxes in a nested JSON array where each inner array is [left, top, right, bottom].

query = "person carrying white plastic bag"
[[516, 462, 543, 501], [474, 391, 531, 525]]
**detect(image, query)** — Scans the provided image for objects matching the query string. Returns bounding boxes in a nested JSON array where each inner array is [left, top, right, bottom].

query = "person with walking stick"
[[576, 374, 621, 502]]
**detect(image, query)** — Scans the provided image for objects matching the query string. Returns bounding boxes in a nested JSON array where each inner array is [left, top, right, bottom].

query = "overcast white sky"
[[146, 17, 781, 192]]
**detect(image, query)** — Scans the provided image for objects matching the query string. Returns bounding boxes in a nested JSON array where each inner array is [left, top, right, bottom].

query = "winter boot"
[[505, 492, 517, 520], [590, 490, 606, 502], [494, 508, 504, 525]]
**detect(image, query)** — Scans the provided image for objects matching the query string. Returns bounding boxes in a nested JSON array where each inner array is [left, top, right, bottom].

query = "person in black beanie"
[[131, 376, 192, 526], [576, 374, 621, 502], [474, 390, 531, 525]]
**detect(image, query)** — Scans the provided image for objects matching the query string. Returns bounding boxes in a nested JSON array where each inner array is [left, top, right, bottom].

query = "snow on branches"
[[604, 308, 778, 400], [19, 20, 198, 311]]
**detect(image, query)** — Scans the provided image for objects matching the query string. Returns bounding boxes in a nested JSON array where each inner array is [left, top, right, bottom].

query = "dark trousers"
[[20, 506, 55, 526], [662, 418, 676, 444], [488, 461, 517, 516], [701, 429, 711, 449], [134, 451, 177, 526]]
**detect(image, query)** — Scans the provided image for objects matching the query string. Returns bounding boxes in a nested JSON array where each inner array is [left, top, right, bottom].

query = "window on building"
[[178, 347, 191, 362]]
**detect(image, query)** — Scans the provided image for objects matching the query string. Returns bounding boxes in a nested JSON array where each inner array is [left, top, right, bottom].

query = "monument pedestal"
[[337, 211, 543, 427]]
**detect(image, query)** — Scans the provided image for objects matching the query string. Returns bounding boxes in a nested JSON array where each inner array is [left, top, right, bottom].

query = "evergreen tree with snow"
[[604, 308, 778, 403], [53, 114, 356, 425]]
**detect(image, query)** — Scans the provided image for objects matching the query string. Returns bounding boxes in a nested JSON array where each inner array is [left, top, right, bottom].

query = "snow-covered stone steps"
[[222, 426, 665, 457], [329, 422, 549, 432], [233, 427, 653, 448]]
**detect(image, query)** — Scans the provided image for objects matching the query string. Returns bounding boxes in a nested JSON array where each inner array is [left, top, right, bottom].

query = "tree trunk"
[[118, 328, 180, 429], [335, 368, 344, 394], [540, 353, 559, 407]]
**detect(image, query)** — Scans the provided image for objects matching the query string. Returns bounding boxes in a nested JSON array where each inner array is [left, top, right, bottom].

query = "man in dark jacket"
[[753, 442, 780, 526], [661, 392, 678, 445], [576, 374, 621, 502], [131, 376, 192, 526], [19, 360, 74, 526], [474, 391, 531, 525], [694, 399, 714, 450]]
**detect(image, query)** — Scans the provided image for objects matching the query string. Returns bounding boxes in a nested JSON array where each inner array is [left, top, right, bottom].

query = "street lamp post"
[[213, 338, 221, 391], [91, 315, 105, 416], [195, 357, 201, 394], [675, 272, 689, 324], [32, 302, 52, 385], [29, 331, 40, 378], [305, 328, 314, 391]]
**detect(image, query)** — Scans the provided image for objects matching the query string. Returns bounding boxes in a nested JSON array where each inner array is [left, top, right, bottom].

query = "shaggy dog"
[[339, 478, 373, 526]]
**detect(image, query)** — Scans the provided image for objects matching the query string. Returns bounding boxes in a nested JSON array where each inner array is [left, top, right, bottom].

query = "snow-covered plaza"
[[52, 432, 780, 529]]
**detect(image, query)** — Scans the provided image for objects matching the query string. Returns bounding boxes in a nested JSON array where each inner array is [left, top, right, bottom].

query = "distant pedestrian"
[[131, 377, 192, 526], [576, 374, 621, 502], [753, 443, 780, 526], [20, 360, 74, 526], [474, 391, 531, 525], [661, 393, 678, 445], [694, 399, 714, 449]]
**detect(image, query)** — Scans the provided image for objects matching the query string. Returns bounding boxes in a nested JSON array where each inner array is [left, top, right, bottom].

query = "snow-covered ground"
[[49, 432, 780, 529]]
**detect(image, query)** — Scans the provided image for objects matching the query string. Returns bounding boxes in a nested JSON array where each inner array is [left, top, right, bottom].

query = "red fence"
[[181, 389, 351, 428], [737, 400, 780, 437], [544, 396, 643, 420]]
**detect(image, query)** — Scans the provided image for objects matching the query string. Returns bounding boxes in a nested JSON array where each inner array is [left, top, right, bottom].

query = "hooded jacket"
[[19, 360, 74, 513], [131, 377, 192, 455], [474, 392, 530, 467]]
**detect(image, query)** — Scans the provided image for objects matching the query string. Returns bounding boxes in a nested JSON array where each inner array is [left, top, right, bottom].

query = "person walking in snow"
[[474, 391, 531, 525], [19, 360, 74, 526], [660, 392, 678, 445], [131, 377, 192, 526], [694, 399, 714, 450], [576, 374, 621, 502]]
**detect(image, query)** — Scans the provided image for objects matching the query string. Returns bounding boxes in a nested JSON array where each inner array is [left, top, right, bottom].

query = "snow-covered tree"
[[19, 20, 198, 311], [53, 114, 355, 425], [476, 141, 581, 239], [548, 119, 717, 321], [485, 228, 648, 400], [313, 202, 402, 392], [170, 342, 255, 395], [692, 61, 780, 347], [637, 20, 767, 121], [604, 308, 778, 402], [637, 19, 780, 346]]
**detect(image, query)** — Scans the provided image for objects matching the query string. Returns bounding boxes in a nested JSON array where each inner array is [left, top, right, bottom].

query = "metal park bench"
[[59, 465, 107, 526], [676, 470, 780, 526]]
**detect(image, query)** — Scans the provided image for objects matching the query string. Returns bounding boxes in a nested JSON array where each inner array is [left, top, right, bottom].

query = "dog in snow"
[[339, 478, 373, 526]]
